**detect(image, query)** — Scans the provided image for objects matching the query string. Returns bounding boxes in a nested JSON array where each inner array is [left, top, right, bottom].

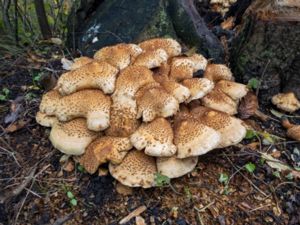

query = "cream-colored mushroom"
[[272, 92, 300, 113], [215, 80, 248, 101], [70, 56, 94, 70], [36, 111, 58, 127], [133, 49, 168, 69], [139, 38, 182, 57], [182, 78, 214, 103], [204, 64, 233, 82]]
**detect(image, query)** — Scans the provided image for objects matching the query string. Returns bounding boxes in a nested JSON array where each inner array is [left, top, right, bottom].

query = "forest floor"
[[0, 44, 299, 225]]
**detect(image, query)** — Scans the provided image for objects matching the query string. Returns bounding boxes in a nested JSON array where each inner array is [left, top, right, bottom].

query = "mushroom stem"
[[254, 110, 269, 122], [282, 118, 294, 129]]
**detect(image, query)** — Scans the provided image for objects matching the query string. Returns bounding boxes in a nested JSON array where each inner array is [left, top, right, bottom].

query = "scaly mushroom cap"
[[204, 64, 233, 82], [70, 56, 94, 70], [215, 80, 248, 100], [133, 49, 168, 69], [201, 89, 238, 115], [57, 61, 119, 95], [271, 92, 300, 113], [79, 137, 133, 174], [174, 118, 221, 158], [169, 58, 194, 81], [39, 89, 61, 115], [52, 89, 111, 131], [155, 62, 171, 77], [139, 38, 181, 57], [136, 86, 179, 122], [94, 43, 142, 70], [188, 53, 208, 72], [109, 150, 157, 188], [154, 75, 191, 103], [49, 118, 98, 155], [191, 107, 247, 148], [130, 118, 177, 157], [182, 78, 214, 103], [157, 156, 198, 178], [36, 111, 58, 127]]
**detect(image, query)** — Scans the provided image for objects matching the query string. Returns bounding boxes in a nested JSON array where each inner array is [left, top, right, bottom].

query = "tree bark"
[[34, 0, 52, 39], [0, 0, 13, 35]]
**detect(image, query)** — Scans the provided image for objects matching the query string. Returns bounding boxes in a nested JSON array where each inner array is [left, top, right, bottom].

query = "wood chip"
[[135, 216, 146, 225], [119, 205, 147, 224]]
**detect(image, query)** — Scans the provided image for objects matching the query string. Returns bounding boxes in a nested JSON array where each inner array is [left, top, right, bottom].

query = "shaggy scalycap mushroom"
[[169, 58, 194, 81], [139, 38, 182, 57], [174, 118, 221, 158], [49, 118, 98, 155], [271, 92, 300, 113], [182, 78, 214, 103], [215, 80, 248, 100], [39, 89, 61, 115], [94, 43, 142, 70], [157, 156, 198, 178], [133, 49, 168, 69], [36, 111, 58, 127], [70, 56, 94, 70], [130, 118, 177, 157], [79, 137, 132, 174], [109, 150, 157, 188], [57, 61, 119, 95], [204, 64, 233, 82], [188, 53, 208, 71]]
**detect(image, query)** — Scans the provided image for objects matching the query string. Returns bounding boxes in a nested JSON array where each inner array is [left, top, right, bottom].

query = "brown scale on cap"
[[109, 150, 157, 188], [271, 92, 300, 113], [49, 118, 99, 155], [169, 58, 194, 81], [41, 89, 111, 131], [36, 111, 58, 127], [57, 61, 119, 95], [94, 43, 142, 70], [79, 137, 132, 174], [174, 118, 221, 158], [201, 88, 238, 115], [70, 56, 94, 70], [133, 49, 168, 69], [182, 78, 214, 103], [138, 38, 182, 57], [215, 80, 248, 100], [130, 118, 177, 157], [204, 64, 233, 82]]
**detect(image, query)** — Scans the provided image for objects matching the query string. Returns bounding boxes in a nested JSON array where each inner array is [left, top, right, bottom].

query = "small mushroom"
[[215, 80, 248, 100], [201, 88, 238, 115], [133, 49, 168, 69], [203, 64, 233, 82], [182, 78, 214, 103], [49, 118, 98, 155], [282, 118, 300, 141], [57, 61, 119, 95], [36, 111, 58, 127], [70, 56, 94, 70], [79, 137, 133, 174], [130, 118, 177, 157], [174, 118, 221, 158], [272, 92, 300, 113], [109, 150, 157, 188], [157, 156, 198, 178], [139, 38, 182, 57]]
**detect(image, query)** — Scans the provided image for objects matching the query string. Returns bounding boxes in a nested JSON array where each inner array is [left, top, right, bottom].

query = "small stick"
[[119, 205, 147, 224]]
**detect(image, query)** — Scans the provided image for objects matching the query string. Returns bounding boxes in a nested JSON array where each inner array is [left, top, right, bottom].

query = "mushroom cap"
[[271, 92, 300, 113], [139, 38, 181, 57], [136, 86, 179, 122], [174, 118, 221, 158], [36, 111, 58, 127], [133, 49, 168, 69], [188, 53, 208, 72], [286, 125, 300, 141], [39, 89, 61, 115], [169, 58, 194, 81], [182, 78, 214, 103], [215, 80, 248, 100], [204, 64, 233, 82], [157, 156, 198, 178], [57, 61, 119, 95], [109, 150, 157, 188], [130, 118, 177, 157], [71, 56, 94, 70], [191, 107, 247, 148], [53, 89, 112, 131], [201, 89, 238, 115], [49, 118, 98, 155], [94, 43, 142, 69], [79, 136, 132, 174]]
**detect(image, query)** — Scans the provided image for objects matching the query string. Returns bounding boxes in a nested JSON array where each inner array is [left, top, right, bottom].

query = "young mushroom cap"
[[109, 150, 157, 188], [169, 58, 194, 81], [204, 64, 233, 82], [70, 56, 94, 70], [36, 111, 58, 127], [57, 61, 119, 95], [130, 118, 177, 157], [282, 118, 300, 141], [188, 53, 208, 71], [182, 78, 214, 103], [201, 89, 238, 115], [133, 49, 168, 69], [157, 156, 198, 178], [79, 136, 133, 174], [49, 118, 98, 155], [271, 92, 300, 113], [174, 118, 221, 158], [138, 38, 182, 57], [215, 80, 248, 100]]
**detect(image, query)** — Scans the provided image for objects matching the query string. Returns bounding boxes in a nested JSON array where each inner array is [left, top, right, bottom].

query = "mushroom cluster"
[[36, 38, 248, 188]]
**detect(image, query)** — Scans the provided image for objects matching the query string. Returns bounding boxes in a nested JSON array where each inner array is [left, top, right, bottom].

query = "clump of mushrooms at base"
[[37, 38, 252, 188]]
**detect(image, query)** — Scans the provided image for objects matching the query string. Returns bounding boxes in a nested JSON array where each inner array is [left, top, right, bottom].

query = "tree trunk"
[[34, 0, 52, 39], [0, 0, 13, 35]]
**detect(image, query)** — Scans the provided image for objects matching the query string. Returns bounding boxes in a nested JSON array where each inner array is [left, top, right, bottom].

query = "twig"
[[0, 146, 21, 167], [53, 213, 74, 225], [249, 204, 272, 212], [256, 59, 270, 96], [119, 205, 147, 224], [194, 200, 215, 212]]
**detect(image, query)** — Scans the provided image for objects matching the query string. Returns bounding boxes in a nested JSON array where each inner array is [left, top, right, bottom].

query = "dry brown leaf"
[[5, 120, 27, 133], [238, 92, 258, 119], [221, 17, 235, 30]]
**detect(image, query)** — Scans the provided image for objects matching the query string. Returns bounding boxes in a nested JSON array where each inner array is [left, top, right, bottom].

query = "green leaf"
[[273, 170, 281, 178], [245, 162, 256, 173], [244, 130, 257, 139], [154, 173, 170, 187], [218, 173, 229, 184], [77, 164, 85, 172], [270, 109, 284, 119], [184, 186, 192, 200], [2, 88, 10, 95], [247, 78, 260, 89], [0, 94, 6, 101], [70, 198, 77, 206], [285, 173, 294, 180], [67, 191, 74, 199]]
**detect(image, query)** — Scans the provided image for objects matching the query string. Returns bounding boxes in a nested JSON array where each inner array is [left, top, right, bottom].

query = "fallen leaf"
[[50, 38, 63, 45], [238, 92, 258, 119], [221, 17, 235, 30], [261, 153, 292, 171], [5, 119, 27, 133]]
